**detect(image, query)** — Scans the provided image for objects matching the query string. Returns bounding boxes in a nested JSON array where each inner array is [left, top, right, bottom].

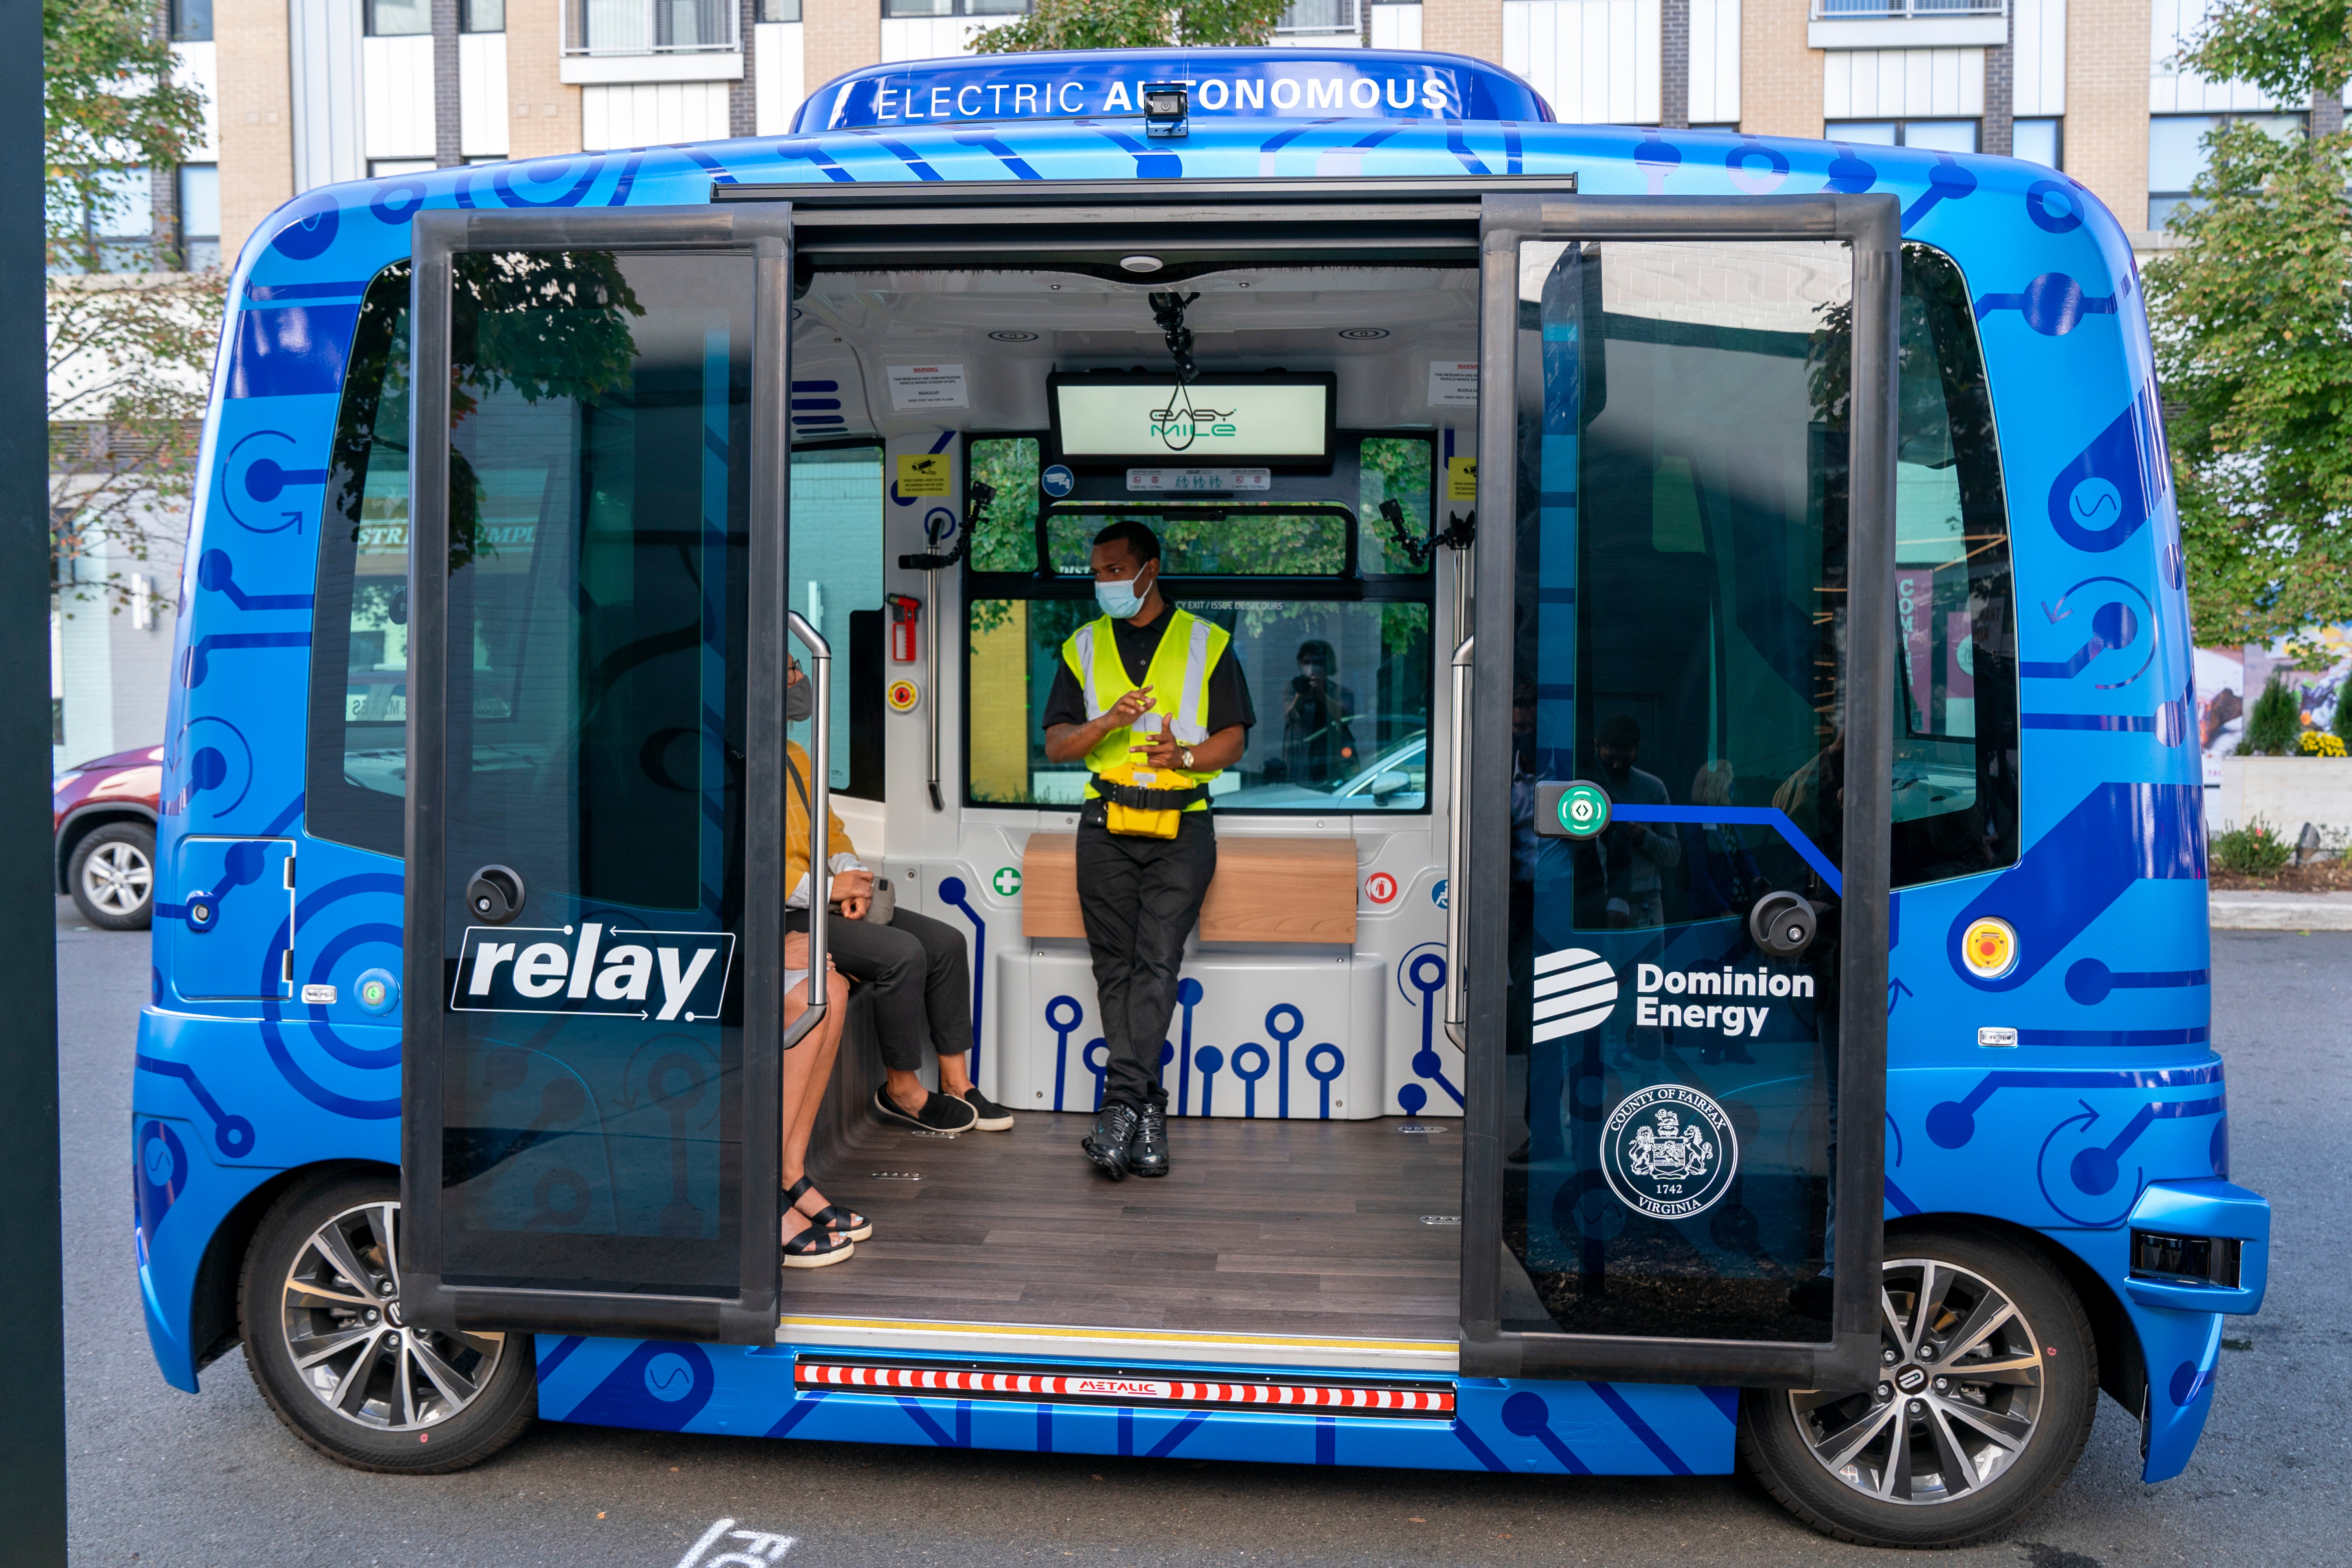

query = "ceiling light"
[[1120, 255, 1163, 273]]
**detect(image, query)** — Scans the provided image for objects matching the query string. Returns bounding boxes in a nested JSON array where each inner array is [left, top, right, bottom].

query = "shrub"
[[2212, 816, 2293, 876], [2245, 675, 2302, 755], [2333, 683, 2352, 748]]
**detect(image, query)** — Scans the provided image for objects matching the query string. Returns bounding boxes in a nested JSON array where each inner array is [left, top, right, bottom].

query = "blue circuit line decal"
[[1925, 1061, 2223, 1148], [1499, 1390, 1593, 1474], [1611, 804, 1843, 897], [937, 875, 986, 1077], [135, 1055, 257, 1158]]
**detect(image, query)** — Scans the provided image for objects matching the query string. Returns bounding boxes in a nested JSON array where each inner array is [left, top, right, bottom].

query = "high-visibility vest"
[[1061, 607, 1231, 811]]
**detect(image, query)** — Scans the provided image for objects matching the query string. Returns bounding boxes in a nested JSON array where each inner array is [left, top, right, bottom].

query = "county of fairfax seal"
[[1600, 1083, 1739, 1220]]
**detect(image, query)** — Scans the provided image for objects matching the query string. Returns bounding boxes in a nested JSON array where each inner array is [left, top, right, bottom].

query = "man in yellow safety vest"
[[1041, 520, 1254, 1179]]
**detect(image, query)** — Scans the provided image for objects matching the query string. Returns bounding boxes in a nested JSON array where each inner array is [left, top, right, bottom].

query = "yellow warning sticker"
[[897, 454, 951, 498], [1445, 456, 1478, 503]]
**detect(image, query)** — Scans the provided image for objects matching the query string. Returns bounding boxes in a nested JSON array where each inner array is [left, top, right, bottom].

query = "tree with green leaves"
[[2145, 0, 2352, 654], [971, 0, 1291, 54], [47, 0, 219, 618]]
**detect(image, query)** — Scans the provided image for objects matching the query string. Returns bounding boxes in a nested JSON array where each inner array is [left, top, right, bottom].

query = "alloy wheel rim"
[[82, 842, 152, 914], [279, 1200, 506, 1432], [1788, 1257, 2046, 1505]]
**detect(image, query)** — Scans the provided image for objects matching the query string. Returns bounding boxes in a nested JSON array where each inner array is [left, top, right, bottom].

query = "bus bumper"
[[2116, 1178, 2269, 1484]]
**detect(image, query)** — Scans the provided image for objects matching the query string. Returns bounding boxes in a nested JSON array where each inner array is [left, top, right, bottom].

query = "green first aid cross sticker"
[[993, 866, 1023, 897], [1557, 783, 1611, 838]]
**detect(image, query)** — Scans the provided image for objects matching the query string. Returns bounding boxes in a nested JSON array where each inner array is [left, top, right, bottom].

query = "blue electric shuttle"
[[131, 45, 2268, 1548]]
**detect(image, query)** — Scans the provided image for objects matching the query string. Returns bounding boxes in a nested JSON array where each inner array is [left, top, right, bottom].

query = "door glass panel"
[[438, 250, 752, 1298], [1506, 239, 1850, 1343], [789, 444, 883, 791]]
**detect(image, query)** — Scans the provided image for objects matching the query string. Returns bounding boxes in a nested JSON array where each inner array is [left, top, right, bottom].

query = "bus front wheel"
[[240, 1169, 537, 1474], [1738, 1223, 2098, 1549]]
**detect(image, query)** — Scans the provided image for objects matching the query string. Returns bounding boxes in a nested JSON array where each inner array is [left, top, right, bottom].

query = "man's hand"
[[829, 868, 872, 920], [1139, 735, 1184, 770], [1109, 685, 1156, 726]]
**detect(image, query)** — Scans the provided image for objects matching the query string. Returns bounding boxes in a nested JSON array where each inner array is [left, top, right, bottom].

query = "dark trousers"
[[1076, 812, 1216, 1111], [786, 906, 972, 1074]]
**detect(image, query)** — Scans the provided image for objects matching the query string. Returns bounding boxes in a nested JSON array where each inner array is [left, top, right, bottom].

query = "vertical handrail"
[[781, 610, 831, 1048], [927, 555, 945, 811], [1444, 634, 1474, 1048]]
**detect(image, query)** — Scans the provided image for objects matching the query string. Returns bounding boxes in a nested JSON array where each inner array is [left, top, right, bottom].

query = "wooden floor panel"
[[781, 1111, 1463, 1342]]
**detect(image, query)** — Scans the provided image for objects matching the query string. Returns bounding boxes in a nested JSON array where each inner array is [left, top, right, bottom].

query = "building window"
[[880, 0, 1029, 15], [169, 0, 213, 42], [1829, 118, 1979, 152], [366, 0, 433, 35], [2013, 117, 2060, 168], [570, 0, 744, 52], [2148, 112, 2304, 228], [757, 0, 802, 18], [462, 0, 506, 30], [1277, 0, 1362, 37], [177, 164, 219, 271], [67, 168, 156, 273], [371, 158, 438, 178]]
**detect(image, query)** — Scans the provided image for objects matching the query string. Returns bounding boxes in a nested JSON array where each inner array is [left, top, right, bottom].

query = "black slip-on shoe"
[[957, 1087, 1015, 1131], [871, 1083, 980, 1133], [1129, 1101, 1170, 1177], [1082, 1104, 1140, 1181]]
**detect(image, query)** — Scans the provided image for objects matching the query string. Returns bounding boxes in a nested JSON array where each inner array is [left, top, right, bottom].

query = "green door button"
[[1535, 779, 1613, 839]]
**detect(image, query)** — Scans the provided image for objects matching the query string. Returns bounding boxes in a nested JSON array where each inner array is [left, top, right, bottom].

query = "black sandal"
[[785, 1175, 873, 1242], [782, 1214, 855, 1269]]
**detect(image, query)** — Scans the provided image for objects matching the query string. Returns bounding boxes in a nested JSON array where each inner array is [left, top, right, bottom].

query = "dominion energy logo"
[[1600, 1083, 1740, 1220]]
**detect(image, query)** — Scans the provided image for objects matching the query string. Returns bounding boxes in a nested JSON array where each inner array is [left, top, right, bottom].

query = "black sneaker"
[[871, 1083, 979, 1133], [1129, 1101, 1169, 1177], [1082, 1103, 1140, 1181], [957, 1087, 1014, 1131]]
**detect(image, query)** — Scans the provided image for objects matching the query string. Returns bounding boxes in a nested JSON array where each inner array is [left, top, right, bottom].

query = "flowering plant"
[[2298, 729, 2348, 757]]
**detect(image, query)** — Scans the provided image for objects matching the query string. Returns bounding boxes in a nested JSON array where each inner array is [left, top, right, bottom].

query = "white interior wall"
[[1502, 0, 1663, 126]]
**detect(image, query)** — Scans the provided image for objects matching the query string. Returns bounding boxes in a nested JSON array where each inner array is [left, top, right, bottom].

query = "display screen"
[[1050, 372, 1334, 465]]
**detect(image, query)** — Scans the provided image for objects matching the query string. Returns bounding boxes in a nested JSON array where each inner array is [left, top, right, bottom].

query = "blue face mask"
[[1095, 568, 1153, 620]]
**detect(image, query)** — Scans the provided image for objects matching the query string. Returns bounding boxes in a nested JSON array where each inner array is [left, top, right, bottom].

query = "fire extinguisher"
[[887, 594, 920, 663]]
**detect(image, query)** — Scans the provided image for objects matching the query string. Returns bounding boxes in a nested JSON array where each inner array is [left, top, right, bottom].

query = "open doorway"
[[777, 260, 1480, 1358]]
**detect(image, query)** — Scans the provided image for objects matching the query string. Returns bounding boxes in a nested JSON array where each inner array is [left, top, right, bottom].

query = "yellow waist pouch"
[[1091, 759, 1208, 839]]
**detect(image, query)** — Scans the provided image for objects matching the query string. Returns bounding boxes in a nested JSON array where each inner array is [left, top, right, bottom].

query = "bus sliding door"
[[1458, 196, 1895, 1389], [400, 208, 796, 1344]]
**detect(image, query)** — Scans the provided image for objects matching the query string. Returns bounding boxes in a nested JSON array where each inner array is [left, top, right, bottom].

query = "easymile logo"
[[450, 923, 736, 1022]]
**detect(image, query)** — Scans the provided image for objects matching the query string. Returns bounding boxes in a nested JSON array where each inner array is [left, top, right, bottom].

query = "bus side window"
[[306, 261, 414, 859], [1886, 244, 2020, 890]]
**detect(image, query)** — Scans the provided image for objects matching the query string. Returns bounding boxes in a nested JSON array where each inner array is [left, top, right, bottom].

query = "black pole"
[[0, 0, 69, 1559]]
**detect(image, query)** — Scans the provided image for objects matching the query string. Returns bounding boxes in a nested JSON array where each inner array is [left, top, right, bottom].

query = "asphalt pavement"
[[58, 903, 2351, 1567]]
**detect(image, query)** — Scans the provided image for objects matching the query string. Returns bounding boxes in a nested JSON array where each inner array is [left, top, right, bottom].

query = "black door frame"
[[401, 205, 794, 1344], [1461, 194, 1898, 1390]]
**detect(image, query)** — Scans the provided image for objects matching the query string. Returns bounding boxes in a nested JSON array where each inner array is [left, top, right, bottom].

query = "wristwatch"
[[1180, 746, 1196, 771]]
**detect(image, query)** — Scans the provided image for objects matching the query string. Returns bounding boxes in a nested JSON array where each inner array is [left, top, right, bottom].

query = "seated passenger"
[[778, 931, 859, 1268], [783, 656, 1011, 1136]]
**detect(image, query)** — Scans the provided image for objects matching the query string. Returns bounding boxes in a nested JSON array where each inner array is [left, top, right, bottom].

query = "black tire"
[[1738, 1223, 2098, 1549], [240, 1169, 536, 1474], [68, 821, 154, 930]]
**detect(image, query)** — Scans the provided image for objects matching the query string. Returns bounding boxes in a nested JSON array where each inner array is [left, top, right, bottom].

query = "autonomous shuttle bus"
[[135, 47, 2269, 1548]]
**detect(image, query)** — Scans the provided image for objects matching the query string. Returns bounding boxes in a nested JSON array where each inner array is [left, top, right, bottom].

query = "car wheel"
[[1738, 1223, 2099, 1549], [240, 1169, 536, 1474], [69, 822, 155, 930]]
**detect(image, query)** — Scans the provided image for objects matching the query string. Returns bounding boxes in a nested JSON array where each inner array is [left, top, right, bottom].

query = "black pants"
[[786, 906, 972, 1074], [1076, 812, 1217, 1111]]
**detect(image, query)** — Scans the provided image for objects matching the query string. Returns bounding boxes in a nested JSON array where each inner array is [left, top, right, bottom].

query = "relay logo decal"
[[1532, 947, 1618, 1042], [451, 923, 736, 1021]]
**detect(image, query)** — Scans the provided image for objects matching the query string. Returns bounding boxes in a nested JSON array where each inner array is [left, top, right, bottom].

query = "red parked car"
[[54, 744, 161, 929]]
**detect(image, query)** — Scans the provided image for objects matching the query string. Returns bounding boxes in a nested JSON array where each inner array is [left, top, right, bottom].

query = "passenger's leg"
[[1076, 822, 1146, 1109], [1106, 815, 1216, 1112], [796, 911, 962, 1126], [879, 907, 978, 1094], [778, 972, 856, 1264]]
